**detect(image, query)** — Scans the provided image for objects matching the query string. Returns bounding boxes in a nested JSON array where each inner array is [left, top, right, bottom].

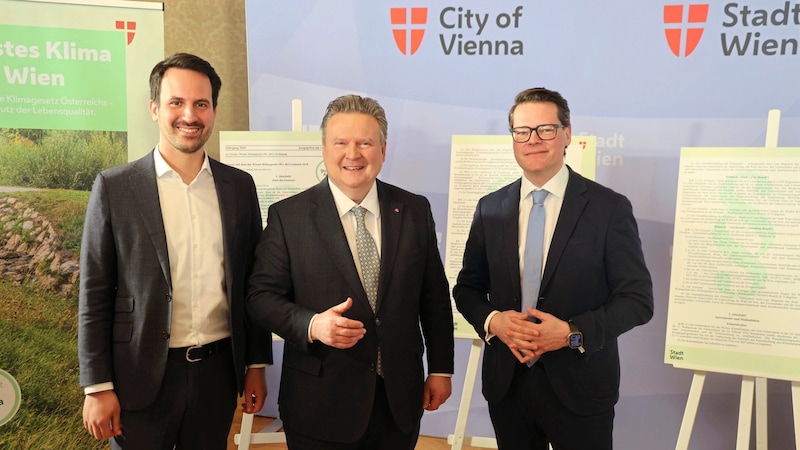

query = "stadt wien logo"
[[115, 20, 137, 45], [664, 4, 709, 57], [390, 7, 428, 55]]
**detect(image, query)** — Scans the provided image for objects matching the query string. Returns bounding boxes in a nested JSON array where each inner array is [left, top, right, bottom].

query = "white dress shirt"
[[154, 147, 231, 348]]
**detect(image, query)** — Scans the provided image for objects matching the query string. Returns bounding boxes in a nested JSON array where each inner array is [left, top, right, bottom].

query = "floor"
[[226, 402, 483, 450]]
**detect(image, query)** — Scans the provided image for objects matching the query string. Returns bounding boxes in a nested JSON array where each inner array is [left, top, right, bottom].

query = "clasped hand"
[[310, 297, 366, 348], [489, 307, 570, 363]]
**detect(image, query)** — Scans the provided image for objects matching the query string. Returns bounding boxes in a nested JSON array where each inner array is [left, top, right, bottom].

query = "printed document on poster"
[[665, 147, 800, 381], [220, 131, 323, 227]]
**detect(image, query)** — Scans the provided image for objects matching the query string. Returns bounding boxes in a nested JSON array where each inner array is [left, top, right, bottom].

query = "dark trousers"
[[110, 340, 237, 450], [284, 377, 420, 450], [488, 363, 614, 450]]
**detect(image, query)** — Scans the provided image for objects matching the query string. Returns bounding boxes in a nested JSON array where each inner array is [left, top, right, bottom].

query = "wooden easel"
[[674, 110, 800, 450]]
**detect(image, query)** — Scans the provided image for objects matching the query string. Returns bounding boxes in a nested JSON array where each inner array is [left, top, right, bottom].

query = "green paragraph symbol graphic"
[[712, 173, 775, 297]]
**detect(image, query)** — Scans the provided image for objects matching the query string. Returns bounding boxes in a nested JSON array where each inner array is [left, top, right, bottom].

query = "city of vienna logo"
[[664, 4, 709, 57], [115, 20, 137, 45], [390, 8, 427, 55]]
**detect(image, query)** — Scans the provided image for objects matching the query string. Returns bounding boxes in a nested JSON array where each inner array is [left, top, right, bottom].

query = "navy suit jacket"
[[454, 166, 653, 415], [78, 151, 272, 411], [246, 178, 454, 443]]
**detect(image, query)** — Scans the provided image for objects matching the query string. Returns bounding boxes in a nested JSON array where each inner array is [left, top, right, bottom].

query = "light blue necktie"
[[522, 189, 548, 366], [522, 189, 548, 314], [352, 205, 382, 375]]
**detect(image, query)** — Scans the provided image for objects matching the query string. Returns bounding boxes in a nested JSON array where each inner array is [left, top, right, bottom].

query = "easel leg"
[[736, 376, 755, 450], [676, 371, 706, 450], [449, 338, 483, 450], [755, 377, 768, 450], [235, 412, 254, 449]]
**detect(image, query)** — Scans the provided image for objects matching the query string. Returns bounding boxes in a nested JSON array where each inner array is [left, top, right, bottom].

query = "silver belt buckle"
[[186, 344, 203, 362]]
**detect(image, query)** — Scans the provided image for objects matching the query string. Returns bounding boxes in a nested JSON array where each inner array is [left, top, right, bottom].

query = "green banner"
[[0, 24, 127, 131]]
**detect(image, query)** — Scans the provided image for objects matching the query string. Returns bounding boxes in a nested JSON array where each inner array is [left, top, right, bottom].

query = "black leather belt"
[[168, 337, 230, 362]]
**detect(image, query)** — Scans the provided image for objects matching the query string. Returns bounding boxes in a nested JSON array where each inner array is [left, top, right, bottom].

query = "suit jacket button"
[[375, 318, 381, 326], [369, 363, 376, 372], [162, 332, 170, 339], [165, 294, 172, 302]]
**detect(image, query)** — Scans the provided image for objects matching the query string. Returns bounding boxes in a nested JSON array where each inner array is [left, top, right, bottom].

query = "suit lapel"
[[129, 152, 172, 288], [541, 169, 588, 292], [376, 181, 402, 313], [502, 180, 523, 301], [210, 159, 235, 305], [311, 180, 366, 304]]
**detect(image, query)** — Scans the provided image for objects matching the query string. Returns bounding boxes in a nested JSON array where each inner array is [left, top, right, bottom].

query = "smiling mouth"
[[175, 122, 203, 135], [343, 166, 364, 171], [525, 150, 547, 156]]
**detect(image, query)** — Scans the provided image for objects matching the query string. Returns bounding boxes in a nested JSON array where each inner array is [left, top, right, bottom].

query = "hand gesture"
[[310, 297, 366, 348]]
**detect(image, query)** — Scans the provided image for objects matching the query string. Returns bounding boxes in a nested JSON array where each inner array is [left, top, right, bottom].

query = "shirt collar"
[[153, 145, 212, 179], [520, 163, 569, 201], [328, 179, 380, 219]]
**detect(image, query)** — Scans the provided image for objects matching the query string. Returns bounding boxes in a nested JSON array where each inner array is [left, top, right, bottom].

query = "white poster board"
[[665, 147, 800, 381], [220, 131, 323, 227]]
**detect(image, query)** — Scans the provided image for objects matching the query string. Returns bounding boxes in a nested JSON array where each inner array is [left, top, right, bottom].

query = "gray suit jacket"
[[246, 178, 454, 443], [454, 167, 653, 415], [78, 151, 272, 411]]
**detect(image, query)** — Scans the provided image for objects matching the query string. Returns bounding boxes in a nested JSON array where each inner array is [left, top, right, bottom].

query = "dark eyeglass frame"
[[510, 124, 566, 143]]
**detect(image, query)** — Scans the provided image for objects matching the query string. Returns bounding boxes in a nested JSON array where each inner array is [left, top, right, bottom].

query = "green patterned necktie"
[[352, 205, 380, 312], [352, 205, 383, 376]]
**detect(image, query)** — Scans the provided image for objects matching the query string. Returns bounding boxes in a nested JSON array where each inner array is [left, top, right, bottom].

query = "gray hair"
[[320, 95, 388, 144]]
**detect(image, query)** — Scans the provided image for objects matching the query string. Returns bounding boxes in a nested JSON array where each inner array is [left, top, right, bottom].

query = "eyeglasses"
[[510, 124, 565, 143]]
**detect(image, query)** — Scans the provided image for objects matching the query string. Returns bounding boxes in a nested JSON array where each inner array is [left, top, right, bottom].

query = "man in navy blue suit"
[[454, 87, 653, 450], [246, 94, 454, 449]]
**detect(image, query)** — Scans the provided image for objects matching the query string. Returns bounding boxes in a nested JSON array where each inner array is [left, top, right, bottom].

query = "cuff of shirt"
[[307, 313, 318, 343], [483, 310, 500, 343], [247, 364, 268, 369], [429, 373, 453, 378], [84, 382, 114, 395]]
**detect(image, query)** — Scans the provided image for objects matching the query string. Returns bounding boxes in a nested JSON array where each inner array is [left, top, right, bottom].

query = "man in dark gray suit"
[[246, 94, 454, 449], [454, 87, 653, 449], [78, 53, 272, 449]]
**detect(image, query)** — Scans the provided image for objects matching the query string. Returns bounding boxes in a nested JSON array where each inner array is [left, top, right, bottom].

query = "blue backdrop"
[[245, 2, 800, 448]]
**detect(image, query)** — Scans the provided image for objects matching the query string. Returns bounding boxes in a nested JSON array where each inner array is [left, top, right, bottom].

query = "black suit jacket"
[[246, 178, 454, 443], [454, 167, 653, 415], [78, 151, 272, 411]]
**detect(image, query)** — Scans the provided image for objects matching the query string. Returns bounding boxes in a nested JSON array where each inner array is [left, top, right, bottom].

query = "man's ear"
[[149, 100, 158, 121]]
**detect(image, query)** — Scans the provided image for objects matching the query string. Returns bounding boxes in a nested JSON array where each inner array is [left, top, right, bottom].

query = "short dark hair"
[[320, 95, 388, 144], [508, 87, 570, 130], [149, 53, 222, 108]]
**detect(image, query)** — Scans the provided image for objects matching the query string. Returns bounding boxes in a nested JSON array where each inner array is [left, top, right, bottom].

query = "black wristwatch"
[[568, 321, 585, 353]]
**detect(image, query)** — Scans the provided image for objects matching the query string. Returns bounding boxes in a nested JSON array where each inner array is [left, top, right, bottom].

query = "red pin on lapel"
[[394, 208, 400, 213]]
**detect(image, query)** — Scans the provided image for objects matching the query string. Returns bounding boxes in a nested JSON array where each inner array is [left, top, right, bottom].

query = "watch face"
[[569, 333, 583, 348]]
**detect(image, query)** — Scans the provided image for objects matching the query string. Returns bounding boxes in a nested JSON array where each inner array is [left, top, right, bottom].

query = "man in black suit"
[[78, 53, 272, 449], [246, 94, 454, 449], [454, 87, 653, 450]]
